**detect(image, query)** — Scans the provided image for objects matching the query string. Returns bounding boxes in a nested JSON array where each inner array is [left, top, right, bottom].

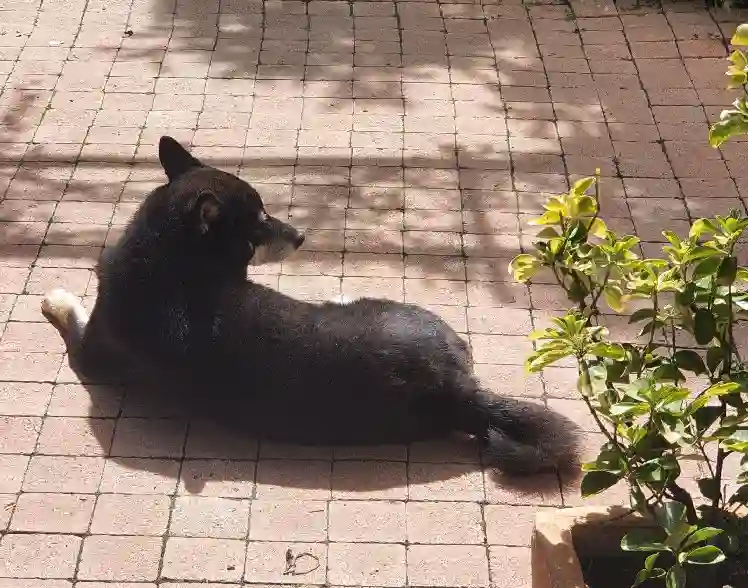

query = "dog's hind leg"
[[41, 288, 90, 349]]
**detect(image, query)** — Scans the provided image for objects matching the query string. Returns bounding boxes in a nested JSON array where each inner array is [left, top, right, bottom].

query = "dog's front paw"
[[41, 288, 81, 327]]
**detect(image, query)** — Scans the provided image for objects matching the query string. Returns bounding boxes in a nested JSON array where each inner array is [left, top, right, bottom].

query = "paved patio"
[[0, 0, 745, 585]]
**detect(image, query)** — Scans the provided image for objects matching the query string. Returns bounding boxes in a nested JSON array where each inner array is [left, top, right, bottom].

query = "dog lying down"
[[42, 136, 579, 475]]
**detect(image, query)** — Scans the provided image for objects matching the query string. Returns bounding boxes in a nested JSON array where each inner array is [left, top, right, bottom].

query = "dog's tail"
[[454, 385, 580, 475]]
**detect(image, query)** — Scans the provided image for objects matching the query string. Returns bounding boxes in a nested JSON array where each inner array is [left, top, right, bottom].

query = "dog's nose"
[[295, 233, 306, 248]]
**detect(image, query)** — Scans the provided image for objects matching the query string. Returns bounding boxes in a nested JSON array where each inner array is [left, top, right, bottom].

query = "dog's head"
[[158, 135, 305, 268]]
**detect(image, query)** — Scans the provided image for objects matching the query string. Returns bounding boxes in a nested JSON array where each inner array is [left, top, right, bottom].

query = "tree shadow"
[[51, 341, 575, 497], [4, 0, 733, 502], [1, 106, 533, 308]]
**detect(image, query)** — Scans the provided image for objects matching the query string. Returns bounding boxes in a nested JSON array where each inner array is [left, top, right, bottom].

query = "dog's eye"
[[258, 211, 269, 223]]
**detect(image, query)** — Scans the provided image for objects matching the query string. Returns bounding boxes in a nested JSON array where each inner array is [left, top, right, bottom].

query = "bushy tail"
[[455, 388, 580, 475]]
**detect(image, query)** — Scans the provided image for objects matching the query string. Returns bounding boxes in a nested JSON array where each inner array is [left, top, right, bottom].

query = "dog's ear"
[[192, 190, 221, 235], [159, 135, 202, 182]]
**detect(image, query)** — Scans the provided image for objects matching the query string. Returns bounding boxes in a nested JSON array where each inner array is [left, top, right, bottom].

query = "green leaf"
[[645, 553, 660, 572], [529, 210, 562, 226], [654, 502, 687, 535], [683, 247, 721, 264], [603, 285, 625, 312], [694, 309, 717, 345], [509, 254, 541, 283], [638, 461, 668, 483], [535, 227, 560, 239], [673, 350, 705, 375], [588, 217, 608, 238], [577, 195, 597, 216], [709, 113, 748, 148], [666, 565, 686, 588], [693, 256, 723, 279], [682, 527, 724, 550], [587, 342, 627, 360], [567, 220, 588, 244], [706, 346, 724, 374], [728, 484, 748, 505], [580, 470, 621, 497], [610, 401, 649, 418], [676, 282, 697, 306], [684, 545, 726, 565], [572, 176, 595, 195], [633, 569, 650, 587], [722, 428, 748, 452], [524, 349, 572, 372], [690, 219, 717, 240], [729, 48, 748, 69], [653, 362, 684, 383], [634, 559, 666, 587], [732, 23, 748, 46], [697, 478, 721, 502], [692, 405, 722, 433], [704, 381, 741, 397], [630, 485, 648, 512], [583, 448, 626, 474], [621, 528, 670, 552], [717, 256, 738, 286]]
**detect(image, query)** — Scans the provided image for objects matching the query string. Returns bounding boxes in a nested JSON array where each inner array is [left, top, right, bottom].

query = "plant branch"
[[638, 293, 659, 378], [665, 480, 699, 524], [578, 359, 656, 519], [589, 266, 612, 317], [697, 441, 716, 479]]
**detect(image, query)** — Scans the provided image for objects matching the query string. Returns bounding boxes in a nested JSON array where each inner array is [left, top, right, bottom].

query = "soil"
[[579, 552, 742, 588]]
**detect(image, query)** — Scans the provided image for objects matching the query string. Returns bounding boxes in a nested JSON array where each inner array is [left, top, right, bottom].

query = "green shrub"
[[507, 24, 748, 587]]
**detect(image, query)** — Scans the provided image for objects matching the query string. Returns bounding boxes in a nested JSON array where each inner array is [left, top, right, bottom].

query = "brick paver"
[[0, 0, 744, 584]]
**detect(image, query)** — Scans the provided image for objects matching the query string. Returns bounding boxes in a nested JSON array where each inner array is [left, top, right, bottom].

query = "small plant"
[[511, 175, 748, 587], [710, 24, 748, 148], [509, 21, 748, 588]]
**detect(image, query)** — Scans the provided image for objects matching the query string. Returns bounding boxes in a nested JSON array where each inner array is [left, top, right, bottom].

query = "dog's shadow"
[[61, 347, 573, 499]]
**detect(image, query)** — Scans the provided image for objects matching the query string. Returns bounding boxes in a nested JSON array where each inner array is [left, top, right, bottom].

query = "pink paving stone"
[[178, 459, 256, 498], [0, 415, 42, 454], [408, 463, 485, 501], [90, 494, 171, 535], [78, 535, 162, 581], [327, 542, 406, 586], [328, 500, 406, 542], [406, 501, 484, 544], [0, 455, 29, 493], [0, 382, 52, 415], [245, 541, 327, 584], [0, 582, 71, 588], [249, 499, 327, 541], [408, 544, 490, 587], [0, 533, 82, 578], [170, 496, 250, 539], [162, 537, 246, 582], [490, 546, 532, 588], [12, 492, 94, 533], [100, 458, 181, 495]]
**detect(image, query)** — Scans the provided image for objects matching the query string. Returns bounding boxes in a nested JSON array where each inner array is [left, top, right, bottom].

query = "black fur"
[[59, 136, 579, 475]]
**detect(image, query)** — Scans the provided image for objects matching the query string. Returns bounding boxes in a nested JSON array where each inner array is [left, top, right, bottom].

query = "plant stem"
[[589, 266, 612, 317], [712, 257, 734, 511], [713, 440, 727, 511], [638, 293, 659, 378], [665, 481, 699, 524], [577, 359, 655, 519], [698, 441, 716, 479]]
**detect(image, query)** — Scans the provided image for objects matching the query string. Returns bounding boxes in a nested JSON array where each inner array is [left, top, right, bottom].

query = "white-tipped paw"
[[41, 288, 81, 325]]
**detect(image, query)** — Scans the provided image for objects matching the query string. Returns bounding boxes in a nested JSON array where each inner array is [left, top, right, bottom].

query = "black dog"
[[42, 136, 578, 474]]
